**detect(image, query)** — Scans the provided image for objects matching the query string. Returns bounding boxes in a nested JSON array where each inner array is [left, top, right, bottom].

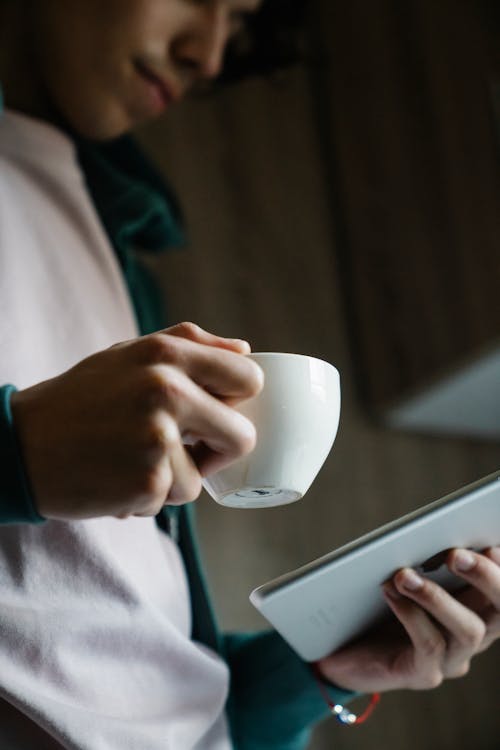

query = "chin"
[[61, 98, 137, 142], [75, 115, 134, 142]]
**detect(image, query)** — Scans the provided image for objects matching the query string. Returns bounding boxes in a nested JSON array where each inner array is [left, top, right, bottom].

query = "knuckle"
[[145, 366, 189, 412], [421, 634, 446, 660], [174, 321, 202, 338], [461, 621, 486, 650], [162, 370, 190, 410], [421, 670, 444, 689], [141, 368, 168, 405], [134, 498, 166, 518], [142, 333, 182, 364], [139, 467, 160, 498], [169, 472, 203, 505], [448, 662, 470, 679], [140, 333, 166, 361], [144, 413, 181, 456], [139, 462, 172, 500]]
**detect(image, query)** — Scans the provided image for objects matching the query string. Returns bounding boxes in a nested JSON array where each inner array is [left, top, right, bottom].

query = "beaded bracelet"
[[312, 665, 381, 725]]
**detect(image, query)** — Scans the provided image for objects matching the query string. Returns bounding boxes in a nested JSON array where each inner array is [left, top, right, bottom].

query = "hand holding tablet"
[[251, 471, 500, 694], [317, 544, 500, 694]]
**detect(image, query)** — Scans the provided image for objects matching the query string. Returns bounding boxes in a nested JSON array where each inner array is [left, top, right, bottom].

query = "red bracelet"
[[312, 665, 381, 726]]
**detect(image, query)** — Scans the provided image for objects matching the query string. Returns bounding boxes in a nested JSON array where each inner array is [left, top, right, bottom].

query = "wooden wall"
[[137, 3, 500, 747], [308, 0, 500, 413]]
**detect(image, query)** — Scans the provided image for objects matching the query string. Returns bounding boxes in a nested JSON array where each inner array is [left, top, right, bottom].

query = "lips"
[[134, 60, 180, 111]]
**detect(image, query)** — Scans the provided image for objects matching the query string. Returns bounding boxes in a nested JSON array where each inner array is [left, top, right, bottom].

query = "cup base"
[[214, 487, 302, 509]]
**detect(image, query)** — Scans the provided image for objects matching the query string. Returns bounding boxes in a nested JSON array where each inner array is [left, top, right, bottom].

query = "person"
[[0, 1, 498, 748]]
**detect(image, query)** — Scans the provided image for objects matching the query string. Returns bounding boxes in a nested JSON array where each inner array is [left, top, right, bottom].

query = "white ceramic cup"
[[202, 352, 341, 509]]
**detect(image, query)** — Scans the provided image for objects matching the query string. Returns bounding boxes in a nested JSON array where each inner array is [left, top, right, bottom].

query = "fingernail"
[[400, 568, 424, 591], [453, 550, 476, 572]]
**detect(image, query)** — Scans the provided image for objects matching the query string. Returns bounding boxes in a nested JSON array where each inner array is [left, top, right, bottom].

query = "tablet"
[[250, 470, 500, 662]]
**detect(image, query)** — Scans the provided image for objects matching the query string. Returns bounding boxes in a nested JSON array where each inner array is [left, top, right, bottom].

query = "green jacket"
[[0, 129, 355, 749]]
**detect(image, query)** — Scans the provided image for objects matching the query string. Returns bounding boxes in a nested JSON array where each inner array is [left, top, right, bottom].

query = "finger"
[[449, 548, 500, 653], [132, 416, 203, 515], [163, 321, 251, 354], [442, 586, 497, 651], [485, 546, 500, 565], [393, 568, 487, 648], [162, 429, 203, 506], [382, 582, 447, 687], [447, 548, 500, 611], [188, 439, 247, 478], [145, 336, 264, 403], [475, 611, 500, 653], [392, 568, 486, 676], [184, 395, 257, 477], [157, 367, 257, 475]]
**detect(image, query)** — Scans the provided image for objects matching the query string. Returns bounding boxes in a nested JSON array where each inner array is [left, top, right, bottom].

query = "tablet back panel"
[[250, 472, 500, 661]]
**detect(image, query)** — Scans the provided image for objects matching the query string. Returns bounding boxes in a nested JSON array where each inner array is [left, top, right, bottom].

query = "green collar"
[[75, 134, 186, 262], [0, 84, 186, 260]]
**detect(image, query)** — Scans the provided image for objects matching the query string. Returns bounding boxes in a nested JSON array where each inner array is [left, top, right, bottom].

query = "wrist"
[[311, 663, 380, 726]]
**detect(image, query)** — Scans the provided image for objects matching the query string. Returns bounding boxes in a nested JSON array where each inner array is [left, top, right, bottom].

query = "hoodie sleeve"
[[0, 384, 45, 524], [224, 630, 359, 750]]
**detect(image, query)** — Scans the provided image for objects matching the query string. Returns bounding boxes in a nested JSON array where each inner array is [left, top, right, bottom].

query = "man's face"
[[29, 0, 260, 139]]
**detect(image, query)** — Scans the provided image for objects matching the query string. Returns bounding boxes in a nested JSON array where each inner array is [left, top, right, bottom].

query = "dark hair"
[[220, 0, 308, 83]]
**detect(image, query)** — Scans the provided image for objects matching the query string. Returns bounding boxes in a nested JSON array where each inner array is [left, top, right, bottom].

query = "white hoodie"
[[0, 109, 230, 750]]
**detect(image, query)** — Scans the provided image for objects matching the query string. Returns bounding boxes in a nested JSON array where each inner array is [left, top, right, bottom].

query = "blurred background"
[[137, 1, 500, 747]]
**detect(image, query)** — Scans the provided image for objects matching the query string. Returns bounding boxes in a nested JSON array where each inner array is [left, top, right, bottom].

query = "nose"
[[173, 5, 231, 81]]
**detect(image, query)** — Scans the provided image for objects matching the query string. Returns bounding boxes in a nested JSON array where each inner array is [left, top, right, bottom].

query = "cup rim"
[[247, 352, 339, 373]]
